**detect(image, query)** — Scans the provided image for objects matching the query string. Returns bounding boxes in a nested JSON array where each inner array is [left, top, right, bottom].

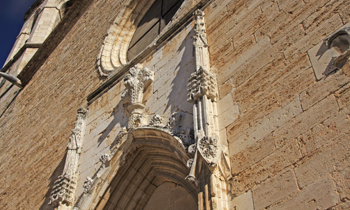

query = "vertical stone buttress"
[[50, 108, 88, 210], [187, 10, 231, 210]]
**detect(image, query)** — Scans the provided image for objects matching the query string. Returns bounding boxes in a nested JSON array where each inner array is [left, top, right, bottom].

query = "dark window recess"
[[127, 0, 184, 61]]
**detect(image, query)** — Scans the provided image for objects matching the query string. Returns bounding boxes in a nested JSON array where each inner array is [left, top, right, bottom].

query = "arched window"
[[127, 0, 184, 61]]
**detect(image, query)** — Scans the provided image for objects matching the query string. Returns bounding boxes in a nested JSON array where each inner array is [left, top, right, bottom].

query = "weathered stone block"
[[229, 95, 302, 155], [229, 190, 254, 210], [294, 134, 350, 189], [252, 169, 299, 210], [300, 71, 350, 110], [269, 177, 339, 210]]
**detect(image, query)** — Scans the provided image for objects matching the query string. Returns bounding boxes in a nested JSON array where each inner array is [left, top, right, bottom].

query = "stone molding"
[[95, 0, 211, 77]]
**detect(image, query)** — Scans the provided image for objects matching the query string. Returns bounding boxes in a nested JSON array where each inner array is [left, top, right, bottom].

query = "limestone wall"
[[204, 0, 350, 209], [0, 0, 349, 209]]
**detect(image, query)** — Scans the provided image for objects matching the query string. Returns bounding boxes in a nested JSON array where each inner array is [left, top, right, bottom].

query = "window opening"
[[127, 0, 184, 61]]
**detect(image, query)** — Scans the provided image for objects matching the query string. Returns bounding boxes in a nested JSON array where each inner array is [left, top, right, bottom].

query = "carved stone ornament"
[[50, 108, 88, 208], [100, 153, 111, 164], [122, 64, 154, 106], [187, 158, 194, 168], [198, 136, 218, 167], [187, 67, 217, 103], [167, 112, 194, 147], [122, 64, 154, 129], [49, 172, 77, 206], [83, 177, 94, 194], [149, 114, 164, 127], [193, 10, 208, 48]]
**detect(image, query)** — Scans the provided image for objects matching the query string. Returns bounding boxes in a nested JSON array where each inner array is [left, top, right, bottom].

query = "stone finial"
[[193, 10, 208, 47]]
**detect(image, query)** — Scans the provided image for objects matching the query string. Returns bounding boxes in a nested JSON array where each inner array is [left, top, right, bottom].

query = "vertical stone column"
[[122, 64, 154, 129], [50, 108, 88, 210], [187, 10, 231, 210]]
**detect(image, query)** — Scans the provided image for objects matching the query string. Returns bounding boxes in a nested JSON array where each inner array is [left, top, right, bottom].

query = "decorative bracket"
[[121, 64, 154, 129]]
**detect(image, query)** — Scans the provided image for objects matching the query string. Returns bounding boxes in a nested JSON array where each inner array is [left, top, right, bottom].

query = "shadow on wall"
[[165, 27, 195, 116], [39, 153, 67, 210], [97, 99, 128, 147]]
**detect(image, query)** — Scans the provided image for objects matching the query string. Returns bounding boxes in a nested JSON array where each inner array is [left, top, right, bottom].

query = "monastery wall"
[[0, 0, 349, 209], [205, 0, 350, 209]]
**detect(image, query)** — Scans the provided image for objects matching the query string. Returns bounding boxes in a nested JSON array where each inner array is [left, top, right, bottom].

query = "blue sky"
[[0, 0, 36, 67]]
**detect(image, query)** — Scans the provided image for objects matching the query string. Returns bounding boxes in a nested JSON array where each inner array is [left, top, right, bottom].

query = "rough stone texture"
[[229, 191, 254, 210], [252, 169, 299, 210], [269, 177, 339, 210], [1, 0, 350, 209]]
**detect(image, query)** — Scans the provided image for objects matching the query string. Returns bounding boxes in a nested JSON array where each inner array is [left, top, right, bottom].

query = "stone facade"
[[1, 0, 350, 209]]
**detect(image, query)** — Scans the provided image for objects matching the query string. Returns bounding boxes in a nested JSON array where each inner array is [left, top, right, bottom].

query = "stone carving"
[[50, 108, 88, 208], [198, 136, 218, 167], [186, 10, 223, 183], [149, 114, 164, 127], [193, 10, 208, 48], [187, 67, 217, 103], [167, 112, 184, 133], [83, 177, 94, 194], [122, 64, 154, 129], [187, 158, 194, 168], [49, 172, 76, 206], [178, 128, 195, 146], [167, 112, 194, 147], [100, 153, 110, 164], [122, 64, 154, 106]]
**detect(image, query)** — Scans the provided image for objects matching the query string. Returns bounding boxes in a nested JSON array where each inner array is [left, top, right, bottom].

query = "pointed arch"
[[77, 128, 198, 210]]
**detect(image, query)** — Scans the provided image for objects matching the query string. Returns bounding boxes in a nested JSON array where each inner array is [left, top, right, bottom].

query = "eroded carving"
[[122, 64, 154, 129], [50, 108, 88, 208], [149, 114, 165, 127], [83, 177, 94, 194], [167, 112, 194, 147], [100, 154, 110, 164]]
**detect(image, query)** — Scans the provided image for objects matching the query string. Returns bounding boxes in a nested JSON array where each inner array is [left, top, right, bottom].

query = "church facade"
[[1, 0, 350, 209]]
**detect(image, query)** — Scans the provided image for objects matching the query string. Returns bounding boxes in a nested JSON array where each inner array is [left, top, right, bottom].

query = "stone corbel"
[[121, 64, 154, 129]]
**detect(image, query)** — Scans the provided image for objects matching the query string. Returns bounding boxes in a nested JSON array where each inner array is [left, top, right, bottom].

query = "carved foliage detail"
[[122, 64, 154, 106], [149, 114, 164, 127]]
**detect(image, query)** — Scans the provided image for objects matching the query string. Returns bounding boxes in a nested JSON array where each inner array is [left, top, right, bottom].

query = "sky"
[[0, 0, 37, 67]]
